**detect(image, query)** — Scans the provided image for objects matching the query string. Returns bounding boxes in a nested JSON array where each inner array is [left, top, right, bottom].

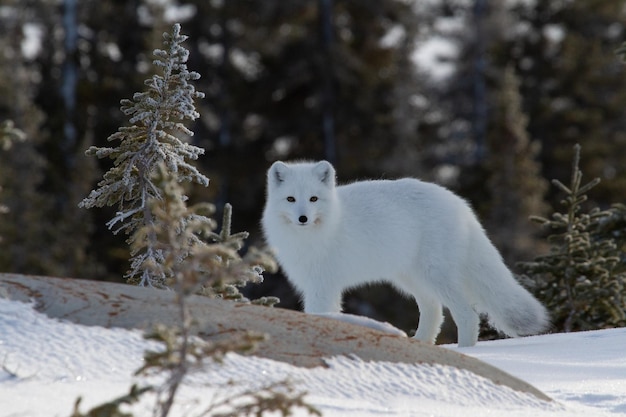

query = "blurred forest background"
[[1, 0, 626, 340]]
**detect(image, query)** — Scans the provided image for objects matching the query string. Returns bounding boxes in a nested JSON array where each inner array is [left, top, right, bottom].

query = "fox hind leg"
[[448, 301, 480, 347], [412, 295, 444, 344]]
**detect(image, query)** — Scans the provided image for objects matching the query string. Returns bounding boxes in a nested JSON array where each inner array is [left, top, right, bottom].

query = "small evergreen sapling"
[[79, 24, 206, 287], [130, 162, 276, 300], [198, 205, 280, 306], [131, 165, 265, 416], [519, 145, 626, 332]]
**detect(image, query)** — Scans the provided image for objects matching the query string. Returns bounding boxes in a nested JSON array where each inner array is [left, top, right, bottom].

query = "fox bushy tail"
[[484, 275, 550, 337], [472, 233, 550, 338]]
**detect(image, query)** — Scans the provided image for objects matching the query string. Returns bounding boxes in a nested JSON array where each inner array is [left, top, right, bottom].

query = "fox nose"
[[298, 215, 308, 224]]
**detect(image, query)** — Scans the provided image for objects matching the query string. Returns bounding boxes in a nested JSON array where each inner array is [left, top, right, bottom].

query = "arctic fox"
[[262, 160, 549, 347]]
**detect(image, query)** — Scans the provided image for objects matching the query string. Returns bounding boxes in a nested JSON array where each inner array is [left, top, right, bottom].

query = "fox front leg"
[[300, 281, 344, 314]]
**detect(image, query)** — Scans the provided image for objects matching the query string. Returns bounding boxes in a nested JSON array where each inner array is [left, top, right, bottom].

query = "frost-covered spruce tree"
[[80, 24, 206, 287], [518, 145, 626, 332]]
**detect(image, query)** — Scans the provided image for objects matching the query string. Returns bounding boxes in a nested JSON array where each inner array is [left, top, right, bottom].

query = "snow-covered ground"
[[1, 297, 624, 417]]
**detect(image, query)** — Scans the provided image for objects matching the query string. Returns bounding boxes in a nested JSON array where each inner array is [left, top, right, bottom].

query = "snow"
[[1, 297, 625, 417], [452, 330, 626, 415], [313, 312, 408, 337]]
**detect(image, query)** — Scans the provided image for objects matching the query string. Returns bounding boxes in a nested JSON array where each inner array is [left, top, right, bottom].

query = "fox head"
[[265, 160, 338, 228]]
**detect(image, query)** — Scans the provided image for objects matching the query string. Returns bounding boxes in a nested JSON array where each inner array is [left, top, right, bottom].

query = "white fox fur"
[[262, 160, 549, 347]]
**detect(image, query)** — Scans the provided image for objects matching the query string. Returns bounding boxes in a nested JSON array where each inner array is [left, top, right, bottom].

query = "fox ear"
[[313, 160, 335, 187], [268, 161, 289, 187]]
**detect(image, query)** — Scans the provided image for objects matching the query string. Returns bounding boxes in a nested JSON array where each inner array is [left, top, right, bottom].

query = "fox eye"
[[310, 196, 318, 202], [286, 196, 295, 203]]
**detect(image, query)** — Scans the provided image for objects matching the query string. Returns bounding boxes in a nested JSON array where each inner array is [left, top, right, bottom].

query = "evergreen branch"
[[551, 179, 571, 195], [70, 385, 153, 417], [202, 381, 321, 417], [577, 177, 602, 196]]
